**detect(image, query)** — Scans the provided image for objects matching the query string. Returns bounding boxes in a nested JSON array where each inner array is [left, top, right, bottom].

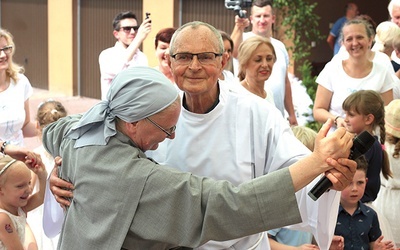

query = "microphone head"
[[351, 131, 375, 159]]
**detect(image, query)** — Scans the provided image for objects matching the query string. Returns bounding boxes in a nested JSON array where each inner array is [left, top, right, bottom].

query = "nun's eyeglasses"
[[146, 117, 176, 137]]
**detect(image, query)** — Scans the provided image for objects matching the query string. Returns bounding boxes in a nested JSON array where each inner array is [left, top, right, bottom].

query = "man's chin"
[[255, 28, 270, 36]]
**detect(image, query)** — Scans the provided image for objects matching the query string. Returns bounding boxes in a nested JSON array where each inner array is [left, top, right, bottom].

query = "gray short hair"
[[169, 21, 224, 55]]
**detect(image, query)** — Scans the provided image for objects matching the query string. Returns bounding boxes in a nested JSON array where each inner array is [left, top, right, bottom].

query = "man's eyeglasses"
[[0, 45, 13, 55], [119, 26, 139, 33], [146, 117, 176, 137], [170, 52, 222, 65]]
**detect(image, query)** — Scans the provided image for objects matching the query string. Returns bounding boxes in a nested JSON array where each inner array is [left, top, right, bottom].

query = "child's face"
[[344, 109, 371, 134], [0, 163, 32, 211], [340, 170, 367, 205]]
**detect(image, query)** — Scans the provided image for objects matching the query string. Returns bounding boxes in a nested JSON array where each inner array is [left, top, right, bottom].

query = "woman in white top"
[[237, 36, 275, 105], [0, 29, 37, 146], [314, 19, 394, 131]]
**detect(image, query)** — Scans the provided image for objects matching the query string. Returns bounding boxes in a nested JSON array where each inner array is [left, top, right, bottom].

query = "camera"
[[224, 0, 252, 18], [146, 12, 151, 23]]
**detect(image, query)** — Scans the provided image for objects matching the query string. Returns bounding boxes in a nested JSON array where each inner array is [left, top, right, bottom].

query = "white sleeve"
[[316, 61, 335, 92], [42, 178, 65, 238], [18, 74, 33, 101]]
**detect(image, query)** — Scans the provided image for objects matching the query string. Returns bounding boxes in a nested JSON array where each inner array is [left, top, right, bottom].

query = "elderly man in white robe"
[[145, 21, 353, 250]]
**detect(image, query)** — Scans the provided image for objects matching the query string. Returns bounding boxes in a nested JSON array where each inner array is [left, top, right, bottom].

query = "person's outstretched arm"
[[231, 14, 249, 58], [0, 140, 31, 161], [284, 74, 298, 126], [23, 151, 47, 213], [125, 17, 152, 62], [48, 118, 355, 205], [326, 34, 335, 50]]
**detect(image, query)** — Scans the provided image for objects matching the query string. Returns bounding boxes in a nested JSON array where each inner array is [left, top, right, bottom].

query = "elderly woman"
[[372, 21, 400, 64], [372, 21, 400, 98], [314, 19, 394, 131], [31, 66, 356, 249]]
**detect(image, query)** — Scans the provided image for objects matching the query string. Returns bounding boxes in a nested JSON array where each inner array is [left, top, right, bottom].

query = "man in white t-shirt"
[[230, 0, 297, 125], [98, 11, 151, 100]]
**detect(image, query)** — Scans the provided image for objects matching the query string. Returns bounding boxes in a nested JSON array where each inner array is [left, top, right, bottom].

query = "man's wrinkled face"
[[169, 26, 226, 97]]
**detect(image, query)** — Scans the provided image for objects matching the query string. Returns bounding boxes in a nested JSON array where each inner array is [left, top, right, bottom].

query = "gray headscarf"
[[66, 66, 179, 148]]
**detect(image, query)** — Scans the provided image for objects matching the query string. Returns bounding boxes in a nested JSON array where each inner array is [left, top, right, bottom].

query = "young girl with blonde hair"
[[28, 100, 67, 249], [0, 153, 46, 249]]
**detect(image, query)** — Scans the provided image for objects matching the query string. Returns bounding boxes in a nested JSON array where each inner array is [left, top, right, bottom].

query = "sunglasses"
[[119, 26, 139, 33]]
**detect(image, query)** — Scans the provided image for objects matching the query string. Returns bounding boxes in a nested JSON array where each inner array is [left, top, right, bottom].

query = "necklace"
[[243, 79, 266, 99]]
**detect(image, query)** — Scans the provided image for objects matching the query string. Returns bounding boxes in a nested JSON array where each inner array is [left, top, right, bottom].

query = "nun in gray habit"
[[42, 66, 304, 249]]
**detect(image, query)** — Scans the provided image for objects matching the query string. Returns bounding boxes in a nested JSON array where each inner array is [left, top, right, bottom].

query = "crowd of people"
[[1, 0, 400, 249]]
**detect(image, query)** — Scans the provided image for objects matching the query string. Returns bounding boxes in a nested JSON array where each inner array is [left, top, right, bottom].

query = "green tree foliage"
[[273, 0, 323, 131], [273, 0, 323, 63], [298, 61, 322, 131]]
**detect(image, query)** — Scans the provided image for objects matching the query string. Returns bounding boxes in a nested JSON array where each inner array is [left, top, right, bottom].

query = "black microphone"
[[308, 130, 375, 201]]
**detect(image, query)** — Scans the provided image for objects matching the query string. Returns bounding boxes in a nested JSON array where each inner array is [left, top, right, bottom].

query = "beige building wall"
[[47, 0, 177, 96], [142, 0, 178, 67], [48, 0, 74, 95]]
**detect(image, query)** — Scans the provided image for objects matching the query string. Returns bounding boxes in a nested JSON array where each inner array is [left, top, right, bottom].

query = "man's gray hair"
[[169, 21, 224, 55]]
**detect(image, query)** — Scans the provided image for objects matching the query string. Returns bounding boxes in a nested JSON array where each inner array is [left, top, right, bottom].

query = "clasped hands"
[[313, 119, 357, 191]]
